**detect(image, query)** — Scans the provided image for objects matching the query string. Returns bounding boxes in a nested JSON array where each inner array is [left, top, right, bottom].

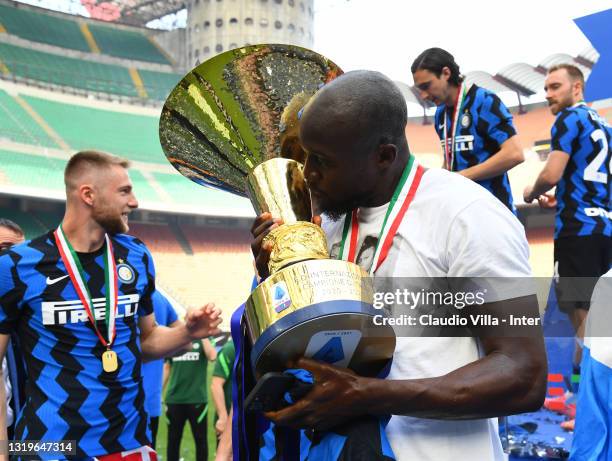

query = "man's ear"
[[377, 144, 398, 169], [441, 66, 451, 82], [574, 80, 584, 98], [78, 184, 95, 207]]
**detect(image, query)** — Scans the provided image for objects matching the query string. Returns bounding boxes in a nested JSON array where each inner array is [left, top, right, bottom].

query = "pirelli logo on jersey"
[[441, 135, 474, 153], [41, 294, 140, 326], [585, 207, 612, 220]]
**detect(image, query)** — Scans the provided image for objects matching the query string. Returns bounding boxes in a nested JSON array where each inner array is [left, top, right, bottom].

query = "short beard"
[[92, 208, 127, 235], [323, 209, 347, 222], [316, 196, 362, 223]]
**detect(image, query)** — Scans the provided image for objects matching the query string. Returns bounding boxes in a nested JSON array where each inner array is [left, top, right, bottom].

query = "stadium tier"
[[88, 23, 169, 64], [0, 2, 89, 51], [138, 69, 181, 102], [21, 94, 166, 162], [0, 149, 65, 190], [0, 206, 47, 237], [526, 227, 555, 277], [0, 149, 253, 216], [0, 42, 138, 97], [0, 2, 169, 64], [0, 88, 55, 146], [0, 42, 180, 101]]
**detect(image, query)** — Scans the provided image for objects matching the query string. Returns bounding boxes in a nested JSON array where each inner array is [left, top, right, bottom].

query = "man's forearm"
[[459, 146, 523, 181], [141, 324, 193, 361], [359, 349, 544, 420], [526, 173, 556, 202], [211, 380, 228, 421]]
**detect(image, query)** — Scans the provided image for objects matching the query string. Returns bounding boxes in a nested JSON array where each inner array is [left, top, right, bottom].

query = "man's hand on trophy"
[[250, 213, 323, 280], [265, 357, 368, 431], [251, 212, 283, 279], [185, 303, 223, 340]]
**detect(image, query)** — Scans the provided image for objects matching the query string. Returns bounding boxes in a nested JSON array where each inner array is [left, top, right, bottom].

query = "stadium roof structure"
[[22, 0, 187, 26], [406, 46, 598, 105], [112, 0, 185, 26]]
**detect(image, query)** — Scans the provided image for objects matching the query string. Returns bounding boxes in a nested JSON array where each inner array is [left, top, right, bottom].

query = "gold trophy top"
[[159, 45, 343, 274], [159, 44, 342, 197]]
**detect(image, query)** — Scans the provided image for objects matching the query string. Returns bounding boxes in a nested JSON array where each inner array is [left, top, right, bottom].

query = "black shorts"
[[554, 234, 612, 312]]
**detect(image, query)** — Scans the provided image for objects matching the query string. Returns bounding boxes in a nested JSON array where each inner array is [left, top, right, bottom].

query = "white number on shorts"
[[584, 129, 611, 184]]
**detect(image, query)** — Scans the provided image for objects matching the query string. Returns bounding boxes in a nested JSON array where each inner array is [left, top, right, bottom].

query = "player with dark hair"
[[412, 48, 524, 213], [246, 70, 546, 461], [524, 64, 611, 428], [0, 150, 221, 460]]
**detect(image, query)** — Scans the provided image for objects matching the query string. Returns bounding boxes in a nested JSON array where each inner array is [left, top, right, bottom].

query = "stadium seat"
[[0, 89, 56, 147], [0, 206, 48, 239], [21, 95, 167, 164], [138, 70, 182, 102], [88, 24, 170, 64], [151, 172, 252, 212], [0, 149, 65, 192], [0, 42, 138, 98], [0, 3, 89, 52]]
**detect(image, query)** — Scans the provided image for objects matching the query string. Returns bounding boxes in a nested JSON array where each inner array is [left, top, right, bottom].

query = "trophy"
[[159, 44, 395, 379]]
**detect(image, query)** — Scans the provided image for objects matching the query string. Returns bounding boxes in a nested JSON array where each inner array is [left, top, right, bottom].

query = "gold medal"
[[102, 349, 118, 372]]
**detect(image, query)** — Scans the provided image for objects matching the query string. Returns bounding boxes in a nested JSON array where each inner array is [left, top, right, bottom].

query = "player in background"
[[412, 47, 524, 213], [0, 151, 221, 460], [524, 64, 612, 429]]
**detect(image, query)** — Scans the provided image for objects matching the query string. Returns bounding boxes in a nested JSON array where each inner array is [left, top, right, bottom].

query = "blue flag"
[[574, 8, 612, 102]]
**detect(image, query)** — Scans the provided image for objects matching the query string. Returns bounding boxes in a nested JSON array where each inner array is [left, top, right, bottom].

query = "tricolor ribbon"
[[338, 156, 425, 275], [54, 226, 118, 348], [443, 82, 469, 171]]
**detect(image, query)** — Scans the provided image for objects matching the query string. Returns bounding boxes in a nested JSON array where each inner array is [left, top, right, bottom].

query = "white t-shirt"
[[584, 268, 612, 365], [323, 167, 533, 461]]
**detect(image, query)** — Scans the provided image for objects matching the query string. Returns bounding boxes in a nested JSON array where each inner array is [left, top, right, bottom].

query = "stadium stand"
[[512, 106, 556, 148], [0, 88, 56, 146], [0, 2, 169, 65], [88, 23, 169, 64], [0, 42, 139, 97], [151, 251, 253, 315], [21, 95, 166, 163], [526, 226, 554, 277], [150, 171, 252, 210], [138, 69, 181, 102], [0, 2, 89, 52], [405, 123, 441, 155], [129, 169, 164, 203], [180, 225, 251, 254], [128, 222, 184, 253], [0, 207, 47, 237], [0, 149, 65, 189]]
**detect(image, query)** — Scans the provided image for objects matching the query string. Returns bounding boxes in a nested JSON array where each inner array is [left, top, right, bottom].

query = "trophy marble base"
[[246, 259, 395, 378]]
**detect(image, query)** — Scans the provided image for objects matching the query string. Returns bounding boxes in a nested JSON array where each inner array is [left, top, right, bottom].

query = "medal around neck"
[[102, 349, 118, 372], [159, 44, 395, 378]]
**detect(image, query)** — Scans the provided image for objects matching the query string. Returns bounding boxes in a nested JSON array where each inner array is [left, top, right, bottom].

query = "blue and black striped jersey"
[[551, 104, 612, 239], [434, 85, 517, 213], [0, 231, 155, 460]]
